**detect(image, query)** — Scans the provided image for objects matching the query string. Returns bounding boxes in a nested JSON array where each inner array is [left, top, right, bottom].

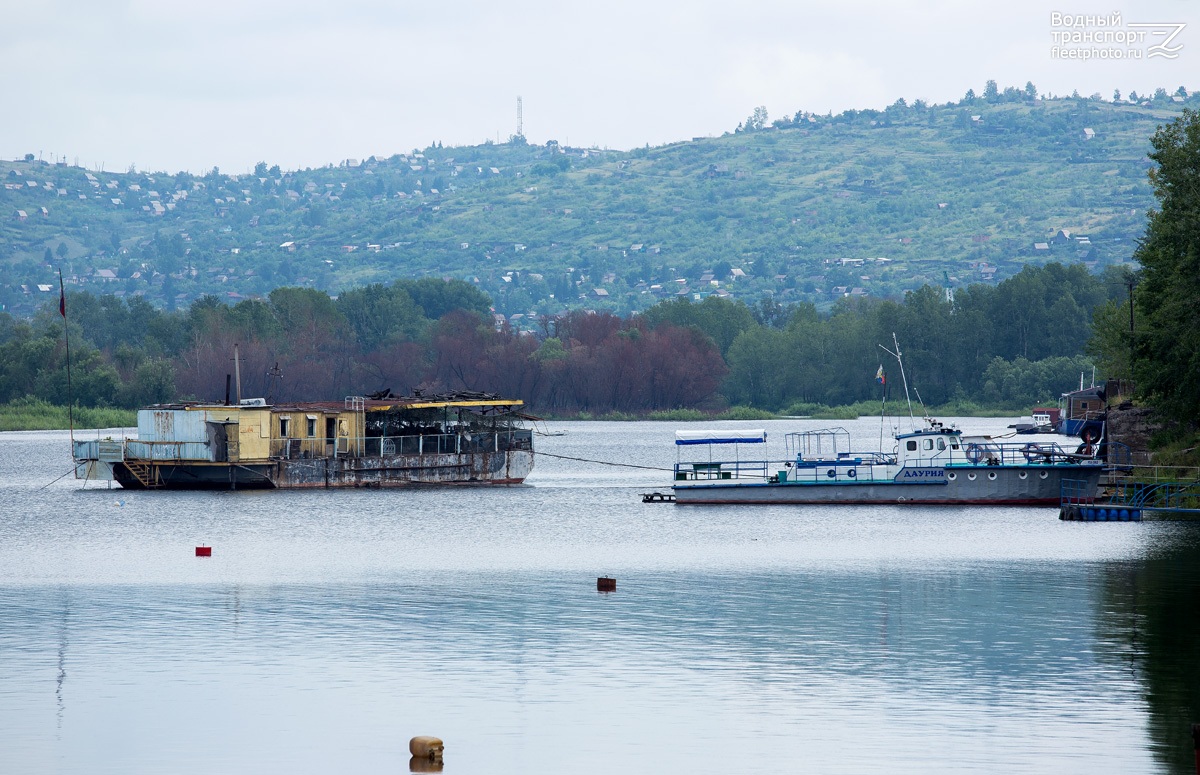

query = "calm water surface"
[[2, 418, 1199, 774]]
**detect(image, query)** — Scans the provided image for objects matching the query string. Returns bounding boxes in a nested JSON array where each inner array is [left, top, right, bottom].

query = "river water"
[[2, 418, 1199, 774]]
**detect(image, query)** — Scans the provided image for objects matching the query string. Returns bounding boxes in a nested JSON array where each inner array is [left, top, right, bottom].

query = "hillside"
[[2, 87, 1195, 320]]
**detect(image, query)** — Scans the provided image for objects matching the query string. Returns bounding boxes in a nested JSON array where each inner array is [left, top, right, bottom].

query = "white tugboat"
[[671, 421, 1102, 505], [671, 334, 1103, 506]]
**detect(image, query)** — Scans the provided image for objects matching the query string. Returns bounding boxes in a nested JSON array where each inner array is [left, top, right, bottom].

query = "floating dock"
[[1060, 477, 1200, 522]]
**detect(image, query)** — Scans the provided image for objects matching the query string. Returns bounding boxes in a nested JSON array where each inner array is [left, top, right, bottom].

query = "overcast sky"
[[2, 0, 1193, 174]]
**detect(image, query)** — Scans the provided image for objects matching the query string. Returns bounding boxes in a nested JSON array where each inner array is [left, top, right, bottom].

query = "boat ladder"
[[124, 461, 162, 488]]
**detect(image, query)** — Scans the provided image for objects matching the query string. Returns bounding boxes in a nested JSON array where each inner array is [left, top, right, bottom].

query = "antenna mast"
[[516, 95, 524, 138], [233, 344, 243, 404], [879, 332, 917, 431], [59, 269, 75, 449]]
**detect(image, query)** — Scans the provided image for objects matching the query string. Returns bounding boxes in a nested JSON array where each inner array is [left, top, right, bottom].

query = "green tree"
[[745, 106, 769, 131], [1131, 108, 1200, 422], [1088, 297, 1134, 377], [335, 283, 426, 350], [394, 278, 491, 320], [302, 203, 328, 227], [640, 296, 755, 356], [724, 326, 791, 407]]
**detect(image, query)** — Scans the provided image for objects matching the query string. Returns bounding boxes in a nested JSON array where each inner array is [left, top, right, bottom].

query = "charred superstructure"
[[73, 392, 534, 490]]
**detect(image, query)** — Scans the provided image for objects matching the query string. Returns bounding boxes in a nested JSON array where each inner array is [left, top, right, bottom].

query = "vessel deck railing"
[[363, 429, 532, 458], [76, 430, 534, 464], [1104, 441, 1133, 470], [675, 440, 1101, 486], [275, 429, 533, 459], [674, 455, 897, 484], [953, 440, 1094, 467], [785, 454, 898, 483], [73, 438, 201, 463], [674, 459, 769, 482]]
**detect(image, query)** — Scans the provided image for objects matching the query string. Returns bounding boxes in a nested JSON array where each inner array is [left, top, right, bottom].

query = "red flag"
[[58, 271, 66, 318]]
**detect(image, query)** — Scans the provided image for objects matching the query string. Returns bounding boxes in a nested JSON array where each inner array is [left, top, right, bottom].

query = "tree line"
[[0, 263, 1122, 416], [649, 262, 1118, 412], [1087, 108, 1200, 444], [0, 278, 725, 414]]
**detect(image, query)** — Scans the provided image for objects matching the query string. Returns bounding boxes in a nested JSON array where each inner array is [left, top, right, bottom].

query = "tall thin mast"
[[59, 270, 75, 448], [879, 332, 916, 431], [234, 343, 242, 404]]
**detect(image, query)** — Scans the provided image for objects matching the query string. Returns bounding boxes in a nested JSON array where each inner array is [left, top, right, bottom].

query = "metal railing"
[[674, 459, 768, 481], [1067, 475, 1200, 515], [271, 429, 533, 460], [1128, 480, 1200, 510], [784, 457, 894, 483], [77, 429, 535, 464], [954, 440, 1091, 466], [75, 438, 203, 463], [1060, 477, 1096, 506]]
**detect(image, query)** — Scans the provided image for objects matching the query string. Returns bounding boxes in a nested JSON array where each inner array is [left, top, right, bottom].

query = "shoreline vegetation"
[[1, 397, 1036, 432], [550, 399, 1034, 423], [0, 398, 136, 432]]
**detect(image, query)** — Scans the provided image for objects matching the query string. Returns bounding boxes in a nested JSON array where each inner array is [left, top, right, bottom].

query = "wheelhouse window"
[[923, 439, 933, 450], [937, 439, 947, 451], [906, 440, 917, 451], [279, 417, 290, 437]]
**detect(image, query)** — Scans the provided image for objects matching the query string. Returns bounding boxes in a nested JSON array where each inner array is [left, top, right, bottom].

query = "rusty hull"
[[108, 450, 533, 490], [275, 449, 534, 488]]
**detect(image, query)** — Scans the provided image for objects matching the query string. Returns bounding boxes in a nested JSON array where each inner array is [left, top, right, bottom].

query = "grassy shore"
[[541, 401, 1029, 422], [0, 398, 135, 432], [2, 397, 1030, 432]]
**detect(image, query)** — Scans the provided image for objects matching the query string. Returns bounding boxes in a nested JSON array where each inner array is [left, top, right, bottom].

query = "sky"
[[2, 0, 1194, 174]]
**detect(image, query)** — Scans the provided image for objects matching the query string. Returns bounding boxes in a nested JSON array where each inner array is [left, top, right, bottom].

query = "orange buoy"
[[195, 546, 212, 557], [409, 736, 444, 763], [597, 576, 616, 592]]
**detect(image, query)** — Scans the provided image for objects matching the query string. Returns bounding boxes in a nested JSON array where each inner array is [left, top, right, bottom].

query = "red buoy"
[[195, 546, 212, 557], [597, 576, 616, 592]]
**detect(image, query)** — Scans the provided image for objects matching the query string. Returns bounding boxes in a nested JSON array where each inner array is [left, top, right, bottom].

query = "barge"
[[73, 391, 534, 490]]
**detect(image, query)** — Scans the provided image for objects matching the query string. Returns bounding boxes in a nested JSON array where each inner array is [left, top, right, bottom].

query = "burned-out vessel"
[[73, 391, 534, 489]]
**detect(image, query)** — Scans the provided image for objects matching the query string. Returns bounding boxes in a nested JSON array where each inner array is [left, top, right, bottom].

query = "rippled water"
[[2, 419, 1198, 774]]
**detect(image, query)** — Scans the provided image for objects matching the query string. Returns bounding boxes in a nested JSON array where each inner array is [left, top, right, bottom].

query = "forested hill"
[[2, 85, 1195, 320]]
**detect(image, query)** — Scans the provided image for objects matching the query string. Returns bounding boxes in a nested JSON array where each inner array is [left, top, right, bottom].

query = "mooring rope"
[[39, 466, 79, 491], [532, 450, 674, 472]]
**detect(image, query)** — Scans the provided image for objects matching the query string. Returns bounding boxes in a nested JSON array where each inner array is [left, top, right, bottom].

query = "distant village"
[[3, 88, 1175, 323]]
